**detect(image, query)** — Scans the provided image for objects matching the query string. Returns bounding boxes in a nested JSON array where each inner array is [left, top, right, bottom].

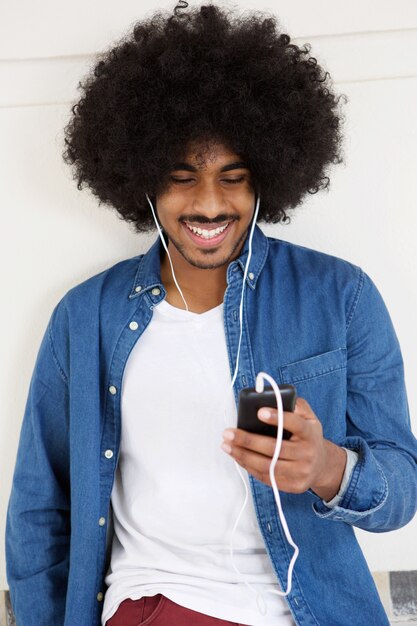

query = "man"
[[6, 3, 417, 626]]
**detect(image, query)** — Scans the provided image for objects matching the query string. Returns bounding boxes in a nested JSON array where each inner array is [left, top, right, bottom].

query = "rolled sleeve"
[[312, 271, 417, 530], [321, 448, 359, 509], [313, 438, 388, 521]]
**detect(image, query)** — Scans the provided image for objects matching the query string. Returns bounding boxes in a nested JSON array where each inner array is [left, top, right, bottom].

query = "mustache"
[[180, 216, 237, 224]]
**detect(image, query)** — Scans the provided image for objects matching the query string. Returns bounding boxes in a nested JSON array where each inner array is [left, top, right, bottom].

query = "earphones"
[[145, 192, 299, 616]]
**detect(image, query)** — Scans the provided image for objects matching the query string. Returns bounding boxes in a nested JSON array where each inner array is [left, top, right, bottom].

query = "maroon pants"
[[105, 594, 250, 625]]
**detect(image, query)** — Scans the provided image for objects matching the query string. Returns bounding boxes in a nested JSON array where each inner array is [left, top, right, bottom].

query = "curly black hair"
[[62, 1, 347, 233]]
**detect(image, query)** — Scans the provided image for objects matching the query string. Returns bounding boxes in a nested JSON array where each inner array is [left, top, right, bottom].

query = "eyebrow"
[[171, 161, 249, 173]]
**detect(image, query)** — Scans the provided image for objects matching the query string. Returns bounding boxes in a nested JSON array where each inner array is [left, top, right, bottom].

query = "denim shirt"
[[6, 224, 417, 626]]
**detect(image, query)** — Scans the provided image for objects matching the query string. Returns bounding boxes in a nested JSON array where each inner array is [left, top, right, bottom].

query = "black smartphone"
[[237, 384, 297, 439]]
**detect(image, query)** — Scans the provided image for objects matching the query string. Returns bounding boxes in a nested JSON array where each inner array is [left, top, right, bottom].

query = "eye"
[[170, 177, 193, 184], [169, 176, 246, 185], [224, 177, 245, 184]]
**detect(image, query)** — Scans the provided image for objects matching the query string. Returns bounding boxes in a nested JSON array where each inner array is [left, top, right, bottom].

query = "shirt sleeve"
[[322, 448, 359, 508], [312, 270, 417, 530], [5, 300, 71, 626]]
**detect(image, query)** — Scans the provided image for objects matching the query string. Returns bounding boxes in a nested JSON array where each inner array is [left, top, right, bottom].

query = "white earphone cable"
[[145, 192, 299, 616], [146, 193, 189, 312]]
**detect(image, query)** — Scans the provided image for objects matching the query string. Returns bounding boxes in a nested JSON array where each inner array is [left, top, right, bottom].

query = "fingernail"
[[258, 408, 271, 419], [221, 442, 232, 454], [223, 430, 235, 441]]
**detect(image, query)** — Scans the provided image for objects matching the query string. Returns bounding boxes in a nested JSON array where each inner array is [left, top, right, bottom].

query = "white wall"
[[1, 0, 417, 590]]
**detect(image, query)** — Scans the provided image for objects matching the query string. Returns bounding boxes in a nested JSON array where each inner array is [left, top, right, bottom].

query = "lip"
[[182, 221, 234, 248]]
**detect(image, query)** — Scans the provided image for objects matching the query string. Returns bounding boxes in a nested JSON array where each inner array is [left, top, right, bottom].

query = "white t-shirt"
[[102, 298, 295, 626]]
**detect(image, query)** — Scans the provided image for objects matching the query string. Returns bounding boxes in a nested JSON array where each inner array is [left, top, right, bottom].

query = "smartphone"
[[237, 384, 297, 439]]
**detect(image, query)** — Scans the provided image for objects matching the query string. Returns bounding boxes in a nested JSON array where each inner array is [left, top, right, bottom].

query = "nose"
[[191, 181, 228, 220]]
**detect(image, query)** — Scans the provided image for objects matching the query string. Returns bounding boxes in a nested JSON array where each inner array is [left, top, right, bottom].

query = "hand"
[[221, 397, 347, 499]]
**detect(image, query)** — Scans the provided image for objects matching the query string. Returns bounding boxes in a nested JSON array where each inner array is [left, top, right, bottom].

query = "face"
[[154, 142, 256, 270]]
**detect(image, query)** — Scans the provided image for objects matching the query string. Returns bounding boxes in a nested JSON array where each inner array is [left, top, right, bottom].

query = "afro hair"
[[62, 1, 347, 233]]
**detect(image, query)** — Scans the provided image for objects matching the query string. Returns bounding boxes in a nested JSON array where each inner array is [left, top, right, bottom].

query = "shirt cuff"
[[322, 448, 359, 508]]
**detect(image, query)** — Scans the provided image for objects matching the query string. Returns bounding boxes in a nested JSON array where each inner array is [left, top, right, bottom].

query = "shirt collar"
[[129, 222, 269, 300]]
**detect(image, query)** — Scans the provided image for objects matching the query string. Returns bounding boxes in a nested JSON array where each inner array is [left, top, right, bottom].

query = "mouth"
[[182, 220, 234, 248]]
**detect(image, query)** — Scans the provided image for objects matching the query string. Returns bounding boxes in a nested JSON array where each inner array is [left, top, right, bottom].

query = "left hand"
[[221, 397, 347, 499]]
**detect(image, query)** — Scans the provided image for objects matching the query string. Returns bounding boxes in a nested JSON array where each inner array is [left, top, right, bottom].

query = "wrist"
[[311, 441, 347, 501]]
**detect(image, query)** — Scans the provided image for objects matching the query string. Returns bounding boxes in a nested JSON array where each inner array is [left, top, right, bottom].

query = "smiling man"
[[157, 143, 256, 311], [5, 3, 417, 626]]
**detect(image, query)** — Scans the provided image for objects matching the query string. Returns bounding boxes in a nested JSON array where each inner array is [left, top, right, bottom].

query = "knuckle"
[[297, 397, 311, 413], [295, 465, 310, 482], [256, 470, 271, 485], [294, 479, 308, 494], [268, 441, 278, 456], [241, 432, 252, 448], [237, 449, 247, 465], [260, 471, 271, 486], [301, 465, 312, 480], [304, 448, 315, 464]]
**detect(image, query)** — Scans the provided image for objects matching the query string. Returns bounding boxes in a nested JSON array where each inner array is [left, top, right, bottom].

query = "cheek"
[[231, 187, 254, 209], [240, 195, 257, 224], [154, 195, 183, 223]]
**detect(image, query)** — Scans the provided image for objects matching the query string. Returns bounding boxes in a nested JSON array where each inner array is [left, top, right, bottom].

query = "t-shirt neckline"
[[155, 298, 224, 322]]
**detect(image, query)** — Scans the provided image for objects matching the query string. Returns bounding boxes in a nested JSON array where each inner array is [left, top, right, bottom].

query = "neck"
[[160, 242, 230, 312]]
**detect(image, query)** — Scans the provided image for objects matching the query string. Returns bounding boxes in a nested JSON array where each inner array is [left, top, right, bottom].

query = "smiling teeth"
[[185, 222, 230, 239]]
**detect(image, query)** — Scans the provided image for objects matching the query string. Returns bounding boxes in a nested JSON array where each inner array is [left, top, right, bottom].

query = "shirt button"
[[99, 517, 106, 526], [129, 321, 139, 330], [109, 385, 117, 395], [248, 272, 255, 280], [104, 449, 113, 459], [135, 286, 142, 292], [97, 592, 104, 602], [151, 287, 161, 296]]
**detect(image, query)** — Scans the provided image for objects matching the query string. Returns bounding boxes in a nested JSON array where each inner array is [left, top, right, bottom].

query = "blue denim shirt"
[[6, 224, 417, 626]]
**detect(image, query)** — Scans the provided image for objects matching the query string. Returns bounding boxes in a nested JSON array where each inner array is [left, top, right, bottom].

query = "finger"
[[257, 408, 309, 439], [257, 398, 315, 423], [294, 397, 315, 417], [222, 428, 277, 457], [275, 440, 300, 461], [224, 444, 305, 490], [225, 444, 275, 485], [222, 429, 300, 461]]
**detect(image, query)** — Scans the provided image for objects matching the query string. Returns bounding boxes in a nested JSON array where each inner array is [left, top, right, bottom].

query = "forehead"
[[179, 140, 245, 169]]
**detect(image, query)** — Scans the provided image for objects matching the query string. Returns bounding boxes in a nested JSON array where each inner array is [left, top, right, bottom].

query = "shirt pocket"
[[279, 348, 347, 441]]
